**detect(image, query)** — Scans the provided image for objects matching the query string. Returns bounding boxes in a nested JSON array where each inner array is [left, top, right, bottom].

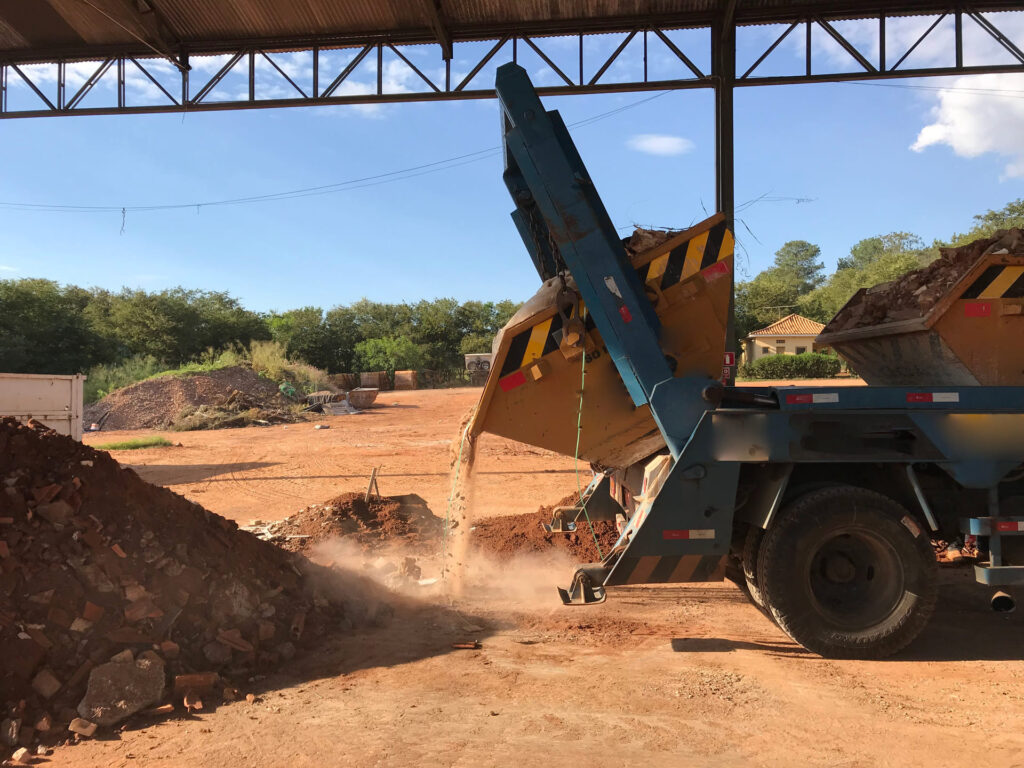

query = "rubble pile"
[[471, 493, 620, 561], [84, 366, 305, 431], [823, 229, 1024, 334], [171, 388, 300, 431], [0, 418, 360, 757], [246, 493, 443, 553]]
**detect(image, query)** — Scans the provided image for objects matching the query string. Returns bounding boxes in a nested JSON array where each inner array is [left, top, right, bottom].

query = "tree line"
[[3, 197, 1019, 380], [0, 283, 519, 376], [735, 198, 1023, 341]]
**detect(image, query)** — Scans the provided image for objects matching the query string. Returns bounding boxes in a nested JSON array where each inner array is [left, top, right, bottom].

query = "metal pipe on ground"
[[992, 591, 1016, 613]]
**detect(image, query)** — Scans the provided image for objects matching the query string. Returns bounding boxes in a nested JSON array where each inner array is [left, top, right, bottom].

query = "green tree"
[[0, 279, 111, 373], [409, 298, 464, 370], [353, 336, 426, 374], [734, 271, 801, 338], [942, 198, 1024, 246], [799, 233, 932, 323], [771, 240, 825, 295], [838, 232, 926, 271], [86, 287, 268, 364], [267, 306, 331, 369]]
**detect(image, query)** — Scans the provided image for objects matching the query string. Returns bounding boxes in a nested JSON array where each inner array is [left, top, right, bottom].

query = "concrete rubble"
[[0, 417, 361, 761]]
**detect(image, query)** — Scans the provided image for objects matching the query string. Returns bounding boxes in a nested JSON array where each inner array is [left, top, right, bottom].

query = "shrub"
[[249, 340, 329, 395], [148, 346, 246, 379], [248, 340, 289, 381], [741, 352, 842, 380], [84, 355, 166, 402]]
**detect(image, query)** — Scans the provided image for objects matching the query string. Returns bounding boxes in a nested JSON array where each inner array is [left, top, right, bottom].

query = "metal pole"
[[712, 13, 737, 384]]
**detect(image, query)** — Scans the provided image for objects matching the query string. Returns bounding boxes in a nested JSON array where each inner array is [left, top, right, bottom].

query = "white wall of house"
[[743, 336, 824, 360]]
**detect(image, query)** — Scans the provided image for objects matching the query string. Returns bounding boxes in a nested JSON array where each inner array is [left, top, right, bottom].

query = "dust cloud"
[[304, 405, 577, 613], [310, 523, 577, 613]]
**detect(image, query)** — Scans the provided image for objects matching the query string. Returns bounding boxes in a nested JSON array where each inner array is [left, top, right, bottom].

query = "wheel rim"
[[805, 528, 905, 630]]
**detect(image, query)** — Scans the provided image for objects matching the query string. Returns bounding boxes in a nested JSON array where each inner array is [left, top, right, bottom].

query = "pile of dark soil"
[[255, 493, 444, 553], [84, 366, 302, 431], [0, 418, 368, 755], [823, 228, 1024, 333], [471, 493, 620, 562]]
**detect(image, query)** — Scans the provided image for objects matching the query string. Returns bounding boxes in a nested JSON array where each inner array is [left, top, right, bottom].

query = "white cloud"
[[911, 73, 1024, 179], [626, 133, 695, 156], [0, 265, 17, 272]]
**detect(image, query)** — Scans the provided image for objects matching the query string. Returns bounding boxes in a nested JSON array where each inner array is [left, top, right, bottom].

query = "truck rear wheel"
[[742, 526, 765, 610], [757, 485, 937, 659]]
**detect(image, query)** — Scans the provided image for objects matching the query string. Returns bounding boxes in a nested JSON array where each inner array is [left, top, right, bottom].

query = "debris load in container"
[[0, 417, 363, 757], [471, 493, 619, 561], [818, 229, 1024, 386], [823, 229, 1024, 332], [622, 227, 681, 258]]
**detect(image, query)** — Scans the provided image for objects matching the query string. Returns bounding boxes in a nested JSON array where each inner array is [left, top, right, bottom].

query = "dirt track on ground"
[[71, 384, 1024, 768]]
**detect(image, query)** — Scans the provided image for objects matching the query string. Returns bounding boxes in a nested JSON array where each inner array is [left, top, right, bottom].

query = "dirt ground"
[[68, 384, 1024, 768]]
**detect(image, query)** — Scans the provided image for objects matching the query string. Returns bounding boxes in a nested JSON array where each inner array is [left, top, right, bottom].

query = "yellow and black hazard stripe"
[[497, 222, 734, 381], [960, 264, 1024, 300], [498, 309, 597, 378], [634, 220, 734, 292], [607, 553, 726, 586]]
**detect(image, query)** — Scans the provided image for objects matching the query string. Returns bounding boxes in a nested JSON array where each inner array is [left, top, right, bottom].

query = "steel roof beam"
[[5, 2, 1024, 66], [416, 0, 453, 61], [3, 6, 1024, 119]]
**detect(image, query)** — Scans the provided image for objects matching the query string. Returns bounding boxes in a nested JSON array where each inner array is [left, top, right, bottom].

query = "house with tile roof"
[[742, 314, 828, 362]]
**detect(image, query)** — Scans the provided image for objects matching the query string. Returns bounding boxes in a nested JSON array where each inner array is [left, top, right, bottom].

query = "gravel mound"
[[84, 366, 299, 431]]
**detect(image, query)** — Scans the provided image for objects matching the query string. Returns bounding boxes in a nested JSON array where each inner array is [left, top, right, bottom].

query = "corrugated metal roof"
[[748, 313, 826, 337], [2, 1, 1021, 64]]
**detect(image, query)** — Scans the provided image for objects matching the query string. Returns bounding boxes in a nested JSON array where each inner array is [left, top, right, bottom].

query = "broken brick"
[[158, 640, 179, 659], [30, 669, 62, 699], [216, 628, 254, 653], [31, 484, 62, 504], [173, 673, 218, 696], [68, 718, 97, 737]]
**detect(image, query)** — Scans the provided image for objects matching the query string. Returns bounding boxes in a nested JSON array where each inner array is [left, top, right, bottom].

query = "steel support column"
[[713, 11, 737, 384]]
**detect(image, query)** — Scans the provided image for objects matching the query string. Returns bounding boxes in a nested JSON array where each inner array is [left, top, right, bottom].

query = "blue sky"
[[1, 14, 1023, 313]]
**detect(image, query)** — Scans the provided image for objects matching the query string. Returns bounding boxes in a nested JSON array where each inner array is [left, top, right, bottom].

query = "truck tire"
[[742, 526, 765, 610], [757, 485, 937, 659]]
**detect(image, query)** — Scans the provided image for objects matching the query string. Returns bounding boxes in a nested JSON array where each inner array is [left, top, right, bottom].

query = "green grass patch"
[[94, 436, 174, 451], [144, 347, 247, 381]]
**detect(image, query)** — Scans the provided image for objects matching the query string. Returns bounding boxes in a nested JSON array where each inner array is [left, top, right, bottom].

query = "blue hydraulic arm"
[[496, 62, 714, 456]]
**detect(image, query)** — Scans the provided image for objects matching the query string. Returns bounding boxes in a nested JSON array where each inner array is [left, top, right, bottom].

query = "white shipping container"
[[0, 373, 86, 440]]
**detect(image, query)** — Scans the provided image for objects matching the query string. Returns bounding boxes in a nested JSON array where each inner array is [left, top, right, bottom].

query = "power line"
[[0, 90, 673, 215], [842, 79, 1024, 99]]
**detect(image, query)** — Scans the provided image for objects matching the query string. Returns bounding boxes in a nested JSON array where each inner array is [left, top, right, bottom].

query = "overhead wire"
[[0, 90, 673, 216], [6, 76, 1022, 217]]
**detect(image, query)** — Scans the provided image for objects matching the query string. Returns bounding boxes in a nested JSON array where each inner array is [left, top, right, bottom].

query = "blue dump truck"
[[468, 63, 1024, 659]]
